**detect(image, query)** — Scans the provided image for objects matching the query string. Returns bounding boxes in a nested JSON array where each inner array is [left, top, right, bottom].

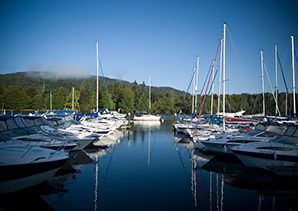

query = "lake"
[[1, 115, 297, 210]]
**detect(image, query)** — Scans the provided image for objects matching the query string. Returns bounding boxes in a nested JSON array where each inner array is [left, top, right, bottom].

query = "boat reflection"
[[133, 121, 161, 130], [201, 155, 247, 178]]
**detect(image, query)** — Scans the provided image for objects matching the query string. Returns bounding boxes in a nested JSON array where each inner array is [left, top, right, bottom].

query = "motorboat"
[[0, 134, 69, 194], [231, 124, 298, 170], [21, 115, 97, 150], [0, 115, 77, 151], [201, 122, 287, 155]]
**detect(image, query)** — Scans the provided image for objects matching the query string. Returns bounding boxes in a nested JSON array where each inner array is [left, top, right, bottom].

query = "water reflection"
[[174, 131, 298, 211], [2, 117, 298, 210]]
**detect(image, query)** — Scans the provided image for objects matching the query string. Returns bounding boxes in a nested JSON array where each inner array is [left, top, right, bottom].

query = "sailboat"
[[133, 76, 161, 121]]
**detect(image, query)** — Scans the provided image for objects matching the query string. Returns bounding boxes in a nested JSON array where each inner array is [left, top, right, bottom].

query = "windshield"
[[247, 129, 263, 136], [272, 135, 298, 145], [0, 133, 11, 142], [0, 121, 7, 132], [15, 117, 27, 128], [1, 128, 36, 137], [24, 119, 34, 127], [34, 118, 45, 126]]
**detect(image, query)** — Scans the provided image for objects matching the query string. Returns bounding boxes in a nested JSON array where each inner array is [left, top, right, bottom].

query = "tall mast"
[[291, 36, 296, 117], [275, 45, 278, 116], [222, 22, 226, 131], [96, 42, 99, 112], [195, 56, 200, 113], [261, 51, 265, 116], [149, 75, 151, 113], [218, 38, 223, 115], [192, 67, 195, 114], [50, 91, 52, 111], [211, 60, 215, 115], [72, 87, 74, 111]]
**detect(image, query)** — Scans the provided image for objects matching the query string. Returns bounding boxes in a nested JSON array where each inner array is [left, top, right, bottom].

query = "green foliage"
[[0, 83, 5, 95], [118, 87, 135, 113], [64, 88, 81, 110], [1, 72, 298, 115], [31, 93, 43, 110], [79, 91, 91, 112], [100, 90, 116, 110], [26, 87, 37, 99], [1, 85, 31, 110]]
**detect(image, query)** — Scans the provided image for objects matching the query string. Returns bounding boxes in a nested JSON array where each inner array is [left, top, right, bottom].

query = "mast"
[[50, 91, 52, 111], [96, 41, 99, 112], [275, 45, 278, 116], [192, 67, 196, 114], [261, 51, 265, 116], [218, 38, 223, 115], [211, 60, 215, 115], [72, 87, 74, 111], [222, 22, 226, 131], [149, 75, 151, 114], [195, 56, 200, 113], [291, 36, 296, 117]]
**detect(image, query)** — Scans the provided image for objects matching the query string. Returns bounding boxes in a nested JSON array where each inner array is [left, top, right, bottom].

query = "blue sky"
[[1, 0, 298, 95]]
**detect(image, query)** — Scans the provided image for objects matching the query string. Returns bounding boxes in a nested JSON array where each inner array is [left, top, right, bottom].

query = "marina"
[[0, 115, 297, 210]]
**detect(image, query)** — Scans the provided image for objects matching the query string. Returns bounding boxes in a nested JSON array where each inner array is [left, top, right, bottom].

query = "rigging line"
[[98, 58, 115, 120], [200, 69, 219, 116], [190, 60, 214, 124], [248, 54, 262, 94], [179, 68, 196, 116], [98, 146, 116, 203], [263, 61, 281, 115], [176, 145, 192, 184], [195, 170, 207, 211], [226, 27, 250, 88], [195, 38, 221, 131], [277, 51, 294, 116], [295, 51, 298, 66]]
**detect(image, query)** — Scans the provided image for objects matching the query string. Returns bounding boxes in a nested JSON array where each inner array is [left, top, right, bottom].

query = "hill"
[[0, 72, 186, 97]]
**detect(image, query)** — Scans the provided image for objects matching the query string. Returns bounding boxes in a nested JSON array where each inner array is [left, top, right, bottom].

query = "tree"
[[53, 87, 68, 110], [31, 92, 43, 110], [79, 91, 91, 112], [100, 90, 115, 110], [26, 87, 37, 99], [0, 83, 5, 95], [1, 85, 31, 110], [118, 88, 135, 113], [64, 88, 80, 111]]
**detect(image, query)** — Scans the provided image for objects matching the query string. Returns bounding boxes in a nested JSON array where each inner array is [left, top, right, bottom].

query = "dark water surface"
[[1, 115, 298, 210]]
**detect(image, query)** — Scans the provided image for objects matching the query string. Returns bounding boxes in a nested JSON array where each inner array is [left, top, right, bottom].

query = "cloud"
[[27, 63, 90, 79], [110, 68, 128, 80]]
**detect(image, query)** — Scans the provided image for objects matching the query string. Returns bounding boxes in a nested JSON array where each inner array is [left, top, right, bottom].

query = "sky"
[[1, 0, 298, 95]]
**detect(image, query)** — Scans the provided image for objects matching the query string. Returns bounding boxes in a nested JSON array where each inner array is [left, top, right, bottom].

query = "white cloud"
[[27, 63, 90, 79]]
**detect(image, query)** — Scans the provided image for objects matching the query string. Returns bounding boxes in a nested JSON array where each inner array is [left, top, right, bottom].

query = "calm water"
[[1, 115, 298, 210]]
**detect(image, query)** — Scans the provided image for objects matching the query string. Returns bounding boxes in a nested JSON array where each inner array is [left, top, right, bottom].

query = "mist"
[[27, 63, 90, 79]]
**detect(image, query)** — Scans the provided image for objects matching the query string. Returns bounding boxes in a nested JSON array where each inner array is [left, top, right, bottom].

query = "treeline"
[[0, 72, 296, 116]]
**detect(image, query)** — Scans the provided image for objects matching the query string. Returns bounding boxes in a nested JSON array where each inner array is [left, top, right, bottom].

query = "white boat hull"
[[133, 115, 161, 121]]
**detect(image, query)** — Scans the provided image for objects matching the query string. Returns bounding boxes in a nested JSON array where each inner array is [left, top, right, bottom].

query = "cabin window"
[[34, 118, 43, 126], [0, 121, 7, 132], [24, 119, 34, 127], [285, 126, 296, 136], [6, 118, 18, 130], [15, 117, 26, 128]]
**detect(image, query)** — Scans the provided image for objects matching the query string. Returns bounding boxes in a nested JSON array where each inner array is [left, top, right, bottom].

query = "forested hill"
[[0, 72, 185, 96], [0, 72, 295, 116]]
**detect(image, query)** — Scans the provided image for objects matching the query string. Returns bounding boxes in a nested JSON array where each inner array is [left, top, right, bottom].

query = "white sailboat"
[[133, 76, 161, 121]]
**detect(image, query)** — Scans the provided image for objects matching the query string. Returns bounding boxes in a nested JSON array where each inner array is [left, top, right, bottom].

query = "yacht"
[[201, 122, 287, 155], [0, 134, 69, 194], [231, 124, 298, 170], [0, 115, 77, 151]]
